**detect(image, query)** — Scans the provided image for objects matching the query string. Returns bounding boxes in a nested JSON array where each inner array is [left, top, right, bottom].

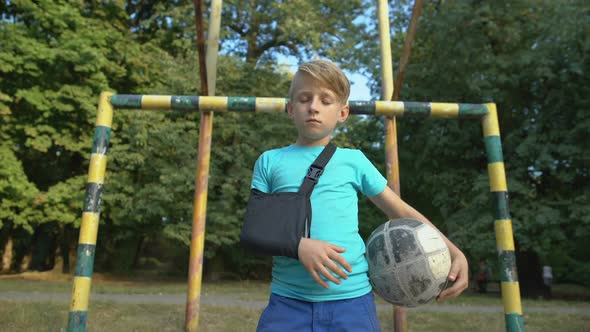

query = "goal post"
[[67, 93, 524, 332]]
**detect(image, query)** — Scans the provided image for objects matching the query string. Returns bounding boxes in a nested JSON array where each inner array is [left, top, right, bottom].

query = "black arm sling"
[[240, 143, 336, 259]]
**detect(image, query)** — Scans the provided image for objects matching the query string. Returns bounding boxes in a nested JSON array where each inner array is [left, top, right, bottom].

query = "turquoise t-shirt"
[[251, 144, 388, 301]]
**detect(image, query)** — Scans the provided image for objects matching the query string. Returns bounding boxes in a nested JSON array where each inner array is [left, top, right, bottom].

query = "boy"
[[251, 59, 468, 331]]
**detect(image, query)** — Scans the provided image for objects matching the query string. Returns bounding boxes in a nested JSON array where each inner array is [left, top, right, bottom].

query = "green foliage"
[[104, 111, 198, 240], [42, 176, 86, 227], [0, 144, 39, 233], [0, 1, 197, 271]]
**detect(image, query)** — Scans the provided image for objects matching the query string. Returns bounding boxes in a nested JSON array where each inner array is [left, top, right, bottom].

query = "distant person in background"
[[542, 265, 553, 298], [476, 260, 491, 293]]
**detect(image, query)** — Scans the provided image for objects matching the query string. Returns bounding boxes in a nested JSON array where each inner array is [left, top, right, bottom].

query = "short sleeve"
[[251, 152, 272, 193], [355, 150, 388, 197]]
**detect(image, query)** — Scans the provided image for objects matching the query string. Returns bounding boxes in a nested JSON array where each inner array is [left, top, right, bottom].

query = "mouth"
[[306, 119, 321, 124]]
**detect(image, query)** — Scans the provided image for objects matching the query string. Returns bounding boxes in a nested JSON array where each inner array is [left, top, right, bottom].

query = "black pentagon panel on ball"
[[403, 258, 433, 298], [370, 272, 410, 306], [367, 233, 389, 269], [389, 228, 420, 264]]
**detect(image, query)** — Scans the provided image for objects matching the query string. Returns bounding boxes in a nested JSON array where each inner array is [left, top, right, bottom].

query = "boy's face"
[[287, 73, 349, 146]]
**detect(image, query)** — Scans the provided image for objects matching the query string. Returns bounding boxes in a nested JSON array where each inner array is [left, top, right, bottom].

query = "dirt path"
[[1, 291, 589, 314]]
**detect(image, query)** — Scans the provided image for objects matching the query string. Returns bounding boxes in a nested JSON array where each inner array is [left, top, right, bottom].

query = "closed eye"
[[298, 95, 310, 103]]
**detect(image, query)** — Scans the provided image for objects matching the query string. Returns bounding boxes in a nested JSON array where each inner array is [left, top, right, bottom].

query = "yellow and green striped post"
[[109, 95, 288, 113], [483, 103, 525, 332], [67, 91, 113, 332], [109, 96, 486, 117]]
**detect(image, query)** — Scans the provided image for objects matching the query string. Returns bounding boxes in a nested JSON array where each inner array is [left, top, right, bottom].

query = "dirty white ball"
[[366, 218, 451, 307]]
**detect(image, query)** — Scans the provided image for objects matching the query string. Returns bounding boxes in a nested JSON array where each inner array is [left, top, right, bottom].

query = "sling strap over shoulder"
[[298, 143, 336, 196]]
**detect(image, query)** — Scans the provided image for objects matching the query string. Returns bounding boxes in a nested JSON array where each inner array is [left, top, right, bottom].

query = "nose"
[[309, 97, 321, 113]]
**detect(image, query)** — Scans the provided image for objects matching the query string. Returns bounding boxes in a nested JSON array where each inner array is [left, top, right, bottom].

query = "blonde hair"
[[288, 59, 350, 104]]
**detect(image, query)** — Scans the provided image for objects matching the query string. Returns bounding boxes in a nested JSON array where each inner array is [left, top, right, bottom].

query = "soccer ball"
[[365, 218, 451, 307]]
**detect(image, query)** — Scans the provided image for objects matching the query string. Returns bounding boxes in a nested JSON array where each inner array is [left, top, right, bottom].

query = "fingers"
[[310, 270, 330, 289], [299, 240, 352, 288], [311, 250, 349, 287], [309, 261, 344, 289], [330, 244, 346, 253], [318, 264, 342, 286], [438, 277, 467, 300], [438, 253, 469, 300], [323, 258, 348, 280], [328, 244, 352, 273]]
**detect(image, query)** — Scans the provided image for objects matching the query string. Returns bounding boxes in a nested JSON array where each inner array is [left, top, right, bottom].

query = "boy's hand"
[[437, 247, 469, 300], [298, 238, 352, 288]]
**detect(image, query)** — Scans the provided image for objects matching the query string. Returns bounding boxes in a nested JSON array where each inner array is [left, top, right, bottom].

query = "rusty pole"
[[391, 0, 423, 102], [185, 1, 222, 331]]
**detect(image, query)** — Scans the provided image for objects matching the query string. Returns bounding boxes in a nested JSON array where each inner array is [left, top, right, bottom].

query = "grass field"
[[1, 299, 589, 332], [1, 272, 589, 331]]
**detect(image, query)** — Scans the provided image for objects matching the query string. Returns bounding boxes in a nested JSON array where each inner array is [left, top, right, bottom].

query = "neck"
[[295, 136, 331, 147]]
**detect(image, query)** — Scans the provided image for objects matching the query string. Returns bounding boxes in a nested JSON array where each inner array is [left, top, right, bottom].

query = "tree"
[[0, 144, 39, 272], [125, 0, 374, 69], [0, 1, 188, 272]]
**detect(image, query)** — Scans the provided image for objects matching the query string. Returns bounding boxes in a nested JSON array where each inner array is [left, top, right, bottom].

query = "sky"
[[347, 72, 372, 101]]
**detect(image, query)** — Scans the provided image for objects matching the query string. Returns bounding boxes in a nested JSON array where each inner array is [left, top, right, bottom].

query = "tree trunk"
[[515, 248, 545, 298], [0, 221, 14, 273], [131, 235, 145, 269], [1, 236, 13, 273], [19, 251, 32, 272], [30, 222, 58, 271], [51, 224, 75, 274], [61, 224, 72, 273], [52, 246, 64, 274]]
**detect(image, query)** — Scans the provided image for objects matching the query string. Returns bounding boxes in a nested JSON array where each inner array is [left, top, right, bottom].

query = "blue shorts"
[[257, 292, 381, 332]]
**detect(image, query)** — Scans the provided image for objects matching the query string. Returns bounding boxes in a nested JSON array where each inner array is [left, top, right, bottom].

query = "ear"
[[287, 101, 294, 118], [338, 103, 350, 123]]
